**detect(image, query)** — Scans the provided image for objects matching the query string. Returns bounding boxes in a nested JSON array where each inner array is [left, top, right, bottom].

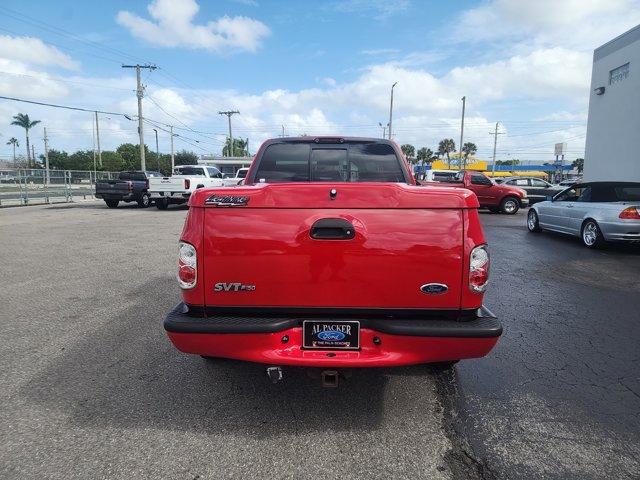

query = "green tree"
[[401, 144, 416, 160], [438, 138, 456, 169], [175, 150, 198, 166], [116, 143, 151, 170], [416, 147, 435, 178], [496, 159, 520, 167], [6, 137, 19, 163], [10, 113, 41, 167], [39, 149, 69, 169], [461, 142, 477, 168], [222, 138, 248, 157], [67, 150, 94, 170], [101, 151, 125, 172], [572, 158, 584, 174]]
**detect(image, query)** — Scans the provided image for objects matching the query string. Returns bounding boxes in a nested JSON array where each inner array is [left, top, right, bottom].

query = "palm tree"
[[461, 142, 478, 169], [438, 139, 456, 169], [416, 147, 433, 180], [11, 113, 41, 167], [6, 137, 19, 164]]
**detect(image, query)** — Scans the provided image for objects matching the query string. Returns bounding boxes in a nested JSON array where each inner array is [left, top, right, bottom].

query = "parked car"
[[499, 176, 563, 205], [556, 178, 581, 187], [95, 170, 162, 208], [431, 170, 529, 214], [423, 169, 459, 182], [163, 137, 502, 383], [149, 165, 226, 210], [527, 181, 640, 248], [221, 167, 250, 186]]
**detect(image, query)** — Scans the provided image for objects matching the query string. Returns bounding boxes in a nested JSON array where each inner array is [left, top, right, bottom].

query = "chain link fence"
[[0, 169, 121, 207]]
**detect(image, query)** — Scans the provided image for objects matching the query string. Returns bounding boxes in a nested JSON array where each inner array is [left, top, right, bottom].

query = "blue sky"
[[1, 0, 639, 163]]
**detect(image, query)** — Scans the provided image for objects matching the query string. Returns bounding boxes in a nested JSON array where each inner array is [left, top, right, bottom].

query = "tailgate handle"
[[310, 218, 355, 240]]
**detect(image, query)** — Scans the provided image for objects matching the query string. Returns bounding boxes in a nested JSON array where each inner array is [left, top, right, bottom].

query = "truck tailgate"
[[198, 183, 472, 310], [149, 177, 187, 193], [96, 181, 130, 195]]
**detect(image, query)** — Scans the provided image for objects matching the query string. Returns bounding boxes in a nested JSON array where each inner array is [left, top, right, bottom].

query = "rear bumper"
[[520, 198, 530, 207], [600, 221, 640, 242], [164, 303, 502, 367], [96, 192, 135, 201]]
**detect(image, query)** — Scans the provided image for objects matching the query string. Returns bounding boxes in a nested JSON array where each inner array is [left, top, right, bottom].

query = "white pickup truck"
[[221, 167, 250, 186], [149, 165, 226, 209]]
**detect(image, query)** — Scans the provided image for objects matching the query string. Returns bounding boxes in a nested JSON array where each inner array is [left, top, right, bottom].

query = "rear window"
[[252, 142, 405, 183], [590, 185, 640, 202], [432, 172, 457, 182], [175, 166, 205, 176], [615, 186, 640, 201]]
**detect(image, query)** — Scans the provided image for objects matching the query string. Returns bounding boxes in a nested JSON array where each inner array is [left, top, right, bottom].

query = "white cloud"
[[0, 59, 69, 100], [360, 48, 401, 56], [0, 35, 80, 71], [116, 0, 270, 53], [456, 0, 640, 50]]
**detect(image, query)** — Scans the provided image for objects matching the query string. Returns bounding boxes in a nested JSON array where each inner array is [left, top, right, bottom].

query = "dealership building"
[[584, 24, 640, 182]]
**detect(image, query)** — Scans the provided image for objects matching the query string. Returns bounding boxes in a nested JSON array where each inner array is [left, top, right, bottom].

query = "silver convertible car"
[[527, 182, 640, 248]]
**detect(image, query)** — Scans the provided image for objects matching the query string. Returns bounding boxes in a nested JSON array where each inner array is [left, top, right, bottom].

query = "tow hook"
[[321, 370, 339, 388], [266, 366, 283, 384]]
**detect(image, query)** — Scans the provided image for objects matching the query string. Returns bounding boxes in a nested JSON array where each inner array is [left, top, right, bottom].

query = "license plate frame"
[[302, 320, 360, 350]]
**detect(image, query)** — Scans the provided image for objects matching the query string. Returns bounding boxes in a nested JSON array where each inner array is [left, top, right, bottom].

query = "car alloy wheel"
[[582, 221, 598, 246], [527, 210, 537, 231]]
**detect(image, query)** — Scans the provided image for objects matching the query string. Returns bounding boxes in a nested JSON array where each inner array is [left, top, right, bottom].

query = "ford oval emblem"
[[420, 283, 448, 295], [317, 330, 346, 341]]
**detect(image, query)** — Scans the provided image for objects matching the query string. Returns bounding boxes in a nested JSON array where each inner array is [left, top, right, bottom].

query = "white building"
[[584, 24, 640, 182]]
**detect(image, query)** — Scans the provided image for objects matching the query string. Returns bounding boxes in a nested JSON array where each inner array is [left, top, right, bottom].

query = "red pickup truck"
[[433, 170, 529, 214], [164, 137, 501, 385]]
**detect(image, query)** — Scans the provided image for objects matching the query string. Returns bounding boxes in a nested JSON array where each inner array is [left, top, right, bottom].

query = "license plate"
[[302, 320, 360, 350]]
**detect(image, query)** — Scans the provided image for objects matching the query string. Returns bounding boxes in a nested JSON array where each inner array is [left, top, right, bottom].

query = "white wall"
[[584, 26, 640, 182]]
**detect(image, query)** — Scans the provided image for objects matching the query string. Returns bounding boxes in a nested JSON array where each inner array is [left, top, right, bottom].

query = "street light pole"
[[459, 96, 466, 169], [170, 125, 175, 172], [378, 122, 388, 139], [43, 127, 50, 185], [489, 122, 505, 177], [95, 111, 102, 168], [388, 82, 398, 140], [153, 128, 159, 171]]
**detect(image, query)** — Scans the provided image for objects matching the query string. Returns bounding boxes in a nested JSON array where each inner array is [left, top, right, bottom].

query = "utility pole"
[[388, 82, 398, 140], [153, 128, 159, 170], [170, 125, 175, 171], [218, 110, 240, 157], [281, 125, 285, 138], [459, 96, 466, 169], [95, 111, 102, 167], [489, 122, 505, 177], [246, 138, 249, 156], [122, 64, 157, 170], [43, 127, 50, 185]]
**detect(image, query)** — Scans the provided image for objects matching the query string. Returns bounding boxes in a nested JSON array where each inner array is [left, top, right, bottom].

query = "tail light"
[[469, 244, 490, 293], [184, 179, 190, 190], [619, 207, 640, 219], [178, 241, 197, 289]]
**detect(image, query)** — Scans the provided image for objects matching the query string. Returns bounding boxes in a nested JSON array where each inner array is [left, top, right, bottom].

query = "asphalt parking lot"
[[1, 201, 639, 480]]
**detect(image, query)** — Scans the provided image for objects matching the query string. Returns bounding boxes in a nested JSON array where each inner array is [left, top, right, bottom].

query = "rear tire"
[[500, 196, 520, 215], [156, 198, 169, 210], [527, 209, 541, 232], [137, 193, 151, 208], [105, 199, 119, 208], [581, 219, 605, 249]]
